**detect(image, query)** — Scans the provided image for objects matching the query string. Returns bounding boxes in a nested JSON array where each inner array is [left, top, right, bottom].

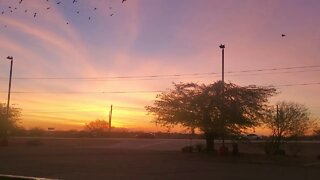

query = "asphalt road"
[[0, 137, 319, 180]]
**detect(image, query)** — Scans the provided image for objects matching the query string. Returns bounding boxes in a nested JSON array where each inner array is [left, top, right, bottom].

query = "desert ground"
[[0, 137, 319, 180]]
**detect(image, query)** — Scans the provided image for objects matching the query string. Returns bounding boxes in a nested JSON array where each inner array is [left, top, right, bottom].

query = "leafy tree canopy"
[[84, 119, 110, 135], [146, 81, 276, 138], [0, 103, 21, 137], [264, 101, 312, 139]]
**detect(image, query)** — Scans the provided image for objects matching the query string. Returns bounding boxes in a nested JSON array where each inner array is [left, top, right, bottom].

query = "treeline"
[[9, 126, 320, 140], [10, 127, 201, 139]]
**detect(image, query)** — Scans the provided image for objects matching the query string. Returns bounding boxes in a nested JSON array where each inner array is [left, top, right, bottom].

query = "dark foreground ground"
[[0, 137, 319, 180]]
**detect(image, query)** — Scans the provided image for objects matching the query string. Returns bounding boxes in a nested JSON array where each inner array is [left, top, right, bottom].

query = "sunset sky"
[[0, 0, 319, 134]]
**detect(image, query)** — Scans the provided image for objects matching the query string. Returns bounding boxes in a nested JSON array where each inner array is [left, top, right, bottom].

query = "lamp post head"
[[219, 44, 225, 49], [6, 56, 13, 60]]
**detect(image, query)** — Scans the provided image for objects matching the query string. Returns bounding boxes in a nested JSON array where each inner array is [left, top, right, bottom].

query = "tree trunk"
[[205, 132, 215, 152]]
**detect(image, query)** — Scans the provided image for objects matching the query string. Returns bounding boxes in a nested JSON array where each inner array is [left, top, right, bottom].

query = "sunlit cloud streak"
[[0, 0, 319, 133]]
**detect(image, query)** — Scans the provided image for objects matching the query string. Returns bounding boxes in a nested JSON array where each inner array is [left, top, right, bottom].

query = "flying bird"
[[122, 0, 127, 3], [94, 8, 97, 10], [57, 2, 61, 5], [76, 11, 79, 14], [34, 12, 37, 18], [73, 0, 77, 3], [281, 34, 286, 37], [110, 13, 114, 16], [88, 16, 91, 20], [19, 0, 23, 4], [47, 7, 50, 10]]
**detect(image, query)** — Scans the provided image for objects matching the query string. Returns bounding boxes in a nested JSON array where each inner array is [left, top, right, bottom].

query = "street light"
[[219, 44, 226, 148], [219, 44, 225, 86], [6, 56, 13, 115], [1, 56, 13, 146]]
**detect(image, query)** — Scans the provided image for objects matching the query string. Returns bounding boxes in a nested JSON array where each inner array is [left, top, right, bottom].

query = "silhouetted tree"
[[263, 101, 312, 152], [0, 103, 21, 145], [84, 119, 110, 136], [146, 81, 276, 151]]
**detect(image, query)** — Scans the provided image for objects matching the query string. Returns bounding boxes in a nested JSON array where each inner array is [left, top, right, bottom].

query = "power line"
[[276, 82, 320, 87], [224, 69, 320, 77], [0, 65, 320, 81], [21, 105, 145, 113], [1, 82, 320, 94], [0, 90, 164, 94], [226, 65, 320, 74]]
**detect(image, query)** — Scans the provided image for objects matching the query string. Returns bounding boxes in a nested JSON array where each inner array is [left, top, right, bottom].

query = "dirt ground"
[[0, 137, 319, 180]]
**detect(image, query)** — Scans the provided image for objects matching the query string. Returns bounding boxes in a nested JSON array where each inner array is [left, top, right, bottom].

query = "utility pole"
[[219, 44, 225, 87], [6, 56, 13, 115], [108, 105, 113, 132], [1, 56, 13, 146], [276, 104, 279, 137], [219, 44, 225, 147]]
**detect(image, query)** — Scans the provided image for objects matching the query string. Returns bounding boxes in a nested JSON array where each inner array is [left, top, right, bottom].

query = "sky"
[[0, 0, 320, 134]]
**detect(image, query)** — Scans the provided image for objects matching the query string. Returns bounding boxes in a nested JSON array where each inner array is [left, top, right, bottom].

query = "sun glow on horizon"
[[1, 0, 320, 134]]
